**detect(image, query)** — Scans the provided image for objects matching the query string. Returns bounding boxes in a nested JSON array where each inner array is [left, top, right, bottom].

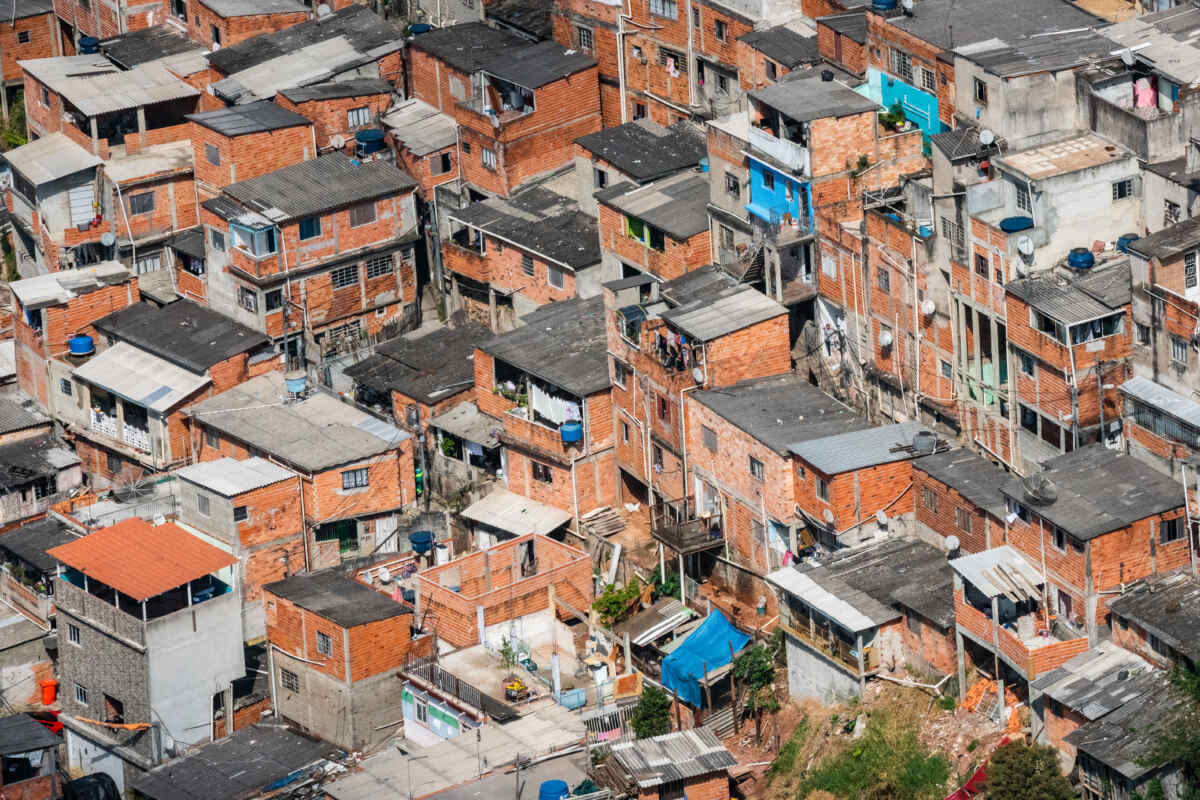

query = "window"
[[237, 286, 257, 312], [265, 289, 283, 312], [233, 505, 248, 523], [1166, 199, 1182, 227], [877, 268, 890, 292], [749, 456, 764, 481], [1017, 350, 1035, 376], [1172, 334, 1188, 364], [521, 253, 534, 276], [232, 224, 277, 256], [890, 49, 913, 84], [1137, 323, 1151, 346], [128, 192, 154, 215], [921, 487, 938, 511], [1016, 184, 1031, 213], [720, 225, 734, 251], [593, 167, 607, 189], [366, 254, 394, 279], [211, 24, 221, 46], [316, 631, 333, 656], [1113, 179, 1134, 201], [613, 359, 630, 388], [205, 428, 219, 449], [280, 669, 299, 692], [692, 6, 700, 25], [1007, 498, 1031, 523], [920, 67, 936, 92], [725, 172, 740, 196], [347, 106, 371, 128], [415, 696, 428, 723], [298, 216, 321, 241], [75, 684, 88, 706], [548, 265, 564, 289], [532, 461, 553, 483], [40, 86, 48, 106], [658, 47, 685, 71], [652, 444, 664, 470], [68, 623, 80, 645], [1187, 251, 1198, 290], [649, 0, 677, 20], [106, 452, 121, 475], [973, 77, 988, 105], [461, 141, 471, 154], [196, 493, 210, 516], [974, 252, 988, 277], [633, 103, 646, 120], [104, 695, 124, 725], [433, 152, 452, 175], [342, 467, 369, 489], [657, 394, 670, 422], [576, 26, 593, 52], [205, 143, 220, 166], [702, 425, 717, 452], [17, 30, 29, 44], [815, 477, 829, 502], [481, 147, 497, 171], [940, 360, 952, 379], [348, 202, 377, 228], [210, 228, 225, 251], [621, 421, 630, 442], [59, 378, 72, 396], [1148, 632, 1172, 660], [714, 19, 727, 41], [956, 507, 973, 533], [1161, 517, 1184, 543], [766, 60, 777, 81], [331, 265, 359, 289], [717, 74, 729, 93], [760, 171, 775, 193]]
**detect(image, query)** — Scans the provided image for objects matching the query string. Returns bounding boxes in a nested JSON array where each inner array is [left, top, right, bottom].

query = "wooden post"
[[701, 660, 712, 717], [728, 640, 739, 733], [623, 631, 631, 674], [672, 688, 682, 731]]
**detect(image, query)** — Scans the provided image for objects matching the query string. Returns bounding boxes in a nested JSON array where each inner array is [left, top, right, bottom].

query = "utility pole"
[[1097, 360, 1104, 446]]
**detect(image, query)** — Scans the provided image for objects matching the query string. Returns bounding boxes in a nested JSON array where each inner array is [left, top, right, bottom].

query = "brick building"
[[187, 371, 417, 567], [736, 25, 821, 92], [416, 533, 591, 648], [572, 119, 706, 217], [595, 171, 712, 281], [264, 569, 415, 751], [0, 433, 82, 533], [382, 98, 459, 200], [66, 300, 272, 482], [912, 447, 1009, 555], [768, 537, 955, 701], [606, 728, 736, 800], [52, 0, 170, 43], [49, 517, 244, 794], [814, 13, 866, 77], [475, 296, 616, 519], [603, 267, 789, 523], [173, 456, 303, 641], [198, 153, 420, 357], [0, 713, 62, 800], [1106, 570, 1200, 671], [204, 6, 405, 105], [186, 102, 316, 198], [186, 0, 310, 51], [277, 78, 394, 152], [0, 1, 62, 114]]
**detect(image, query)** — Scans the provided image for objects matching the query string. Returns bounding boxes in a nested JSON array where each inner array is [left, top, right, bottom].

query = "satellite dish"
[[878, 330, 893, 348], [979, 129, 995, 147], [316, 2, 332, 16], [900, 0, 913, 8], [823, 509, 835, 523], [921, 298, 936, 316], [1022, 474, 1059, 505], [875, 510, 888, 526], [944, 534, 960, 553], [692, 367, 704, 384], [1017, 235, 1035, 256], [1121, 48, 1135, 66], [100, 231, 116, 247], [378, 566, 392, 584], [330, 134, 345, 149]]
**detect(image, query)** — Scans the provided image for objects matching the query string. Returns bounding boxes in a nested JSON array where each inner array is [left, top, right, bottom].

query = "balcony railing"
[[748, 126, 809, 175], [651, 503, 724, 554], [91, 410, 118, 438], [956, 596, 1088, 679], [122, 423, 151, 453], [780, 608, 877, 675]]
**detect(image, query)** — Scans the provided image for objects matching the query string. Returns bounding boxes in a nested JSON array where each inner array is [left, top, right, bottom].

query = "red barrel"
[[40, 679, 57, 705]]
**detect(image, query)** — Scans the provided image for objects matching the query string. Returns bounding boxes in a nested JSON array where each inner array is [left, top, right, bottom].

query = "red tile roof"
[[48, 517, 237, 601]]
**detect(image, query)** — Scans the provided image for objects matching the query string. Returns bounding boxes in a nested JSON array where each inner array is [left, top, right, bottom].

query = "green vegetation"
[[879, 101, 908, 132], [649, 567, 680, 601], [767, 716, 809, 781], [981, 741, 1074, 800], [499, 637, 517, 671], [0, 93, 26, 152], [630, 684, 672, 739], [732, 643, 781, 741], [592, 582, 640, 626], [798, 710, 949, 800], [1138, 663, 1200, 799]]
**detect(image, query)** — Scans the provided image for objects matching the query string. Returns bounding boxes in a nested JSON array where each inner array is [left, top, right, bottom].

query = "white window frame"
[[347, 106, 371, 128]]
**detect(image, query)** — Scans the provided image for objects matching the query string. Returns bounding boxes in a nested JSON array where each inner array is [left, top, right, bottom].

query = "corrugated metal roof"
[[19, 54, 118, 87], [0, 714, 60, 756], [948, 545, 1043, 600], [660, 285, 785, 342], [187, 101, 312, 137], [955, 30, 1120, 78], [0, 517, 80, 574], [3, 132, 100, 185], [1120, 375, 1200, 430], [750, 75, 879, 122], [48, 517, 237, 601], [610, 728, 736, 787], [8, 261, 130, 309], [1005, 273, 1120, 325], [279, 77, 392, 103], [73, 342, 210, 413], [175, 457, 296, 497], [460, 488, 571, 535], [766, 566, 889, 632], [788, 421, 927, 475], [382, 98, 458, 156], [1064, 673, 1177, 780], [428, 402, 502, 449], [1106, 571, 1200, 661], [24, 59, 199, 116], [1031, 642, 1154, 720], [0, 396, 46, 434], [595, 172, 710, 241]]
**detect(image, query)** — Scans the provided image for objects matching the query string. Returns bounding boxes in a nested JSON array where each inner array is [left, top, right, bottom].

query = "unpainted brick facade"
[[277, 89, 393, 151]]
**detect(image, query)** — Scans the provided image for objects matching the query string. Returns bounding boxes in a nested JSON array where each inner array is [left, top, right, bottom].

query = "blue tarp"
[[661, 610, 750, 707]]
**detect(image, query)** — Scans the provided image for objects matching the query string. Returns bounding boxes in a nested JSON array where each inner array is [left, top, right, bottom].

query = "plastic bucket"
[[40, 679, 57, 705]]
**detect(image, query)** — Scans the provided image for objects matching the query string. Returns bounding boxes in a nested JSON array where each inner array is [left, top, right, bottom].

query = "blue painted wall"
[[745, 156, 812, 228], [858, 67, 944, 137]]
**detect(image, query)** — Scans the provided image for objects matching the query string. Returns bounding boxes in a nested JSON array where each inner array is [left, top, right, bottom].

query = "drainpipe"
[[616, 15, 629, 123], [679, 383, 700, 517], [111, 178, 138, 270]]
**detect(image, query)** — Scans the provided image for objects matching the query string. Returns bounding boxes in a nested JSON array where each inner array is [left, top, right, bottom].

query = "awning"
[[1120, 375, 1200, 431], [948, 545, 1043, 603], [429, 402, 502, 449], [661, 611, 749, 707], [460, 488, 571, 536], [766, 566, 892, 633], [73, 342, 210, 413]]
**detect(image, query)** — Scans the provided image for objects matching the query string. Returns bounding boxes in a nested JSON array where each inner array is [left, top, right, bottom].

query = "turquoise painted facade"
[[745, 155, 812, 228], [401, 683, 477, 740], [857, 67, 944, 137]]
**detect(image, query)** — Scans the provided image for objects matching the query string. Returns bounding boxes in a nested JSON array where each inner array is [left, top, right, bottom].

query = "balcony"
[[90, 409, 118, 439], [748, 126, 809, 175], [57, 567, 232, 635], [780, 604, 878, 675], [955, 592, 1088, 680], [0, 565, 53, 625], [747, 206, 812, 244], [651, 501, 724, 555]]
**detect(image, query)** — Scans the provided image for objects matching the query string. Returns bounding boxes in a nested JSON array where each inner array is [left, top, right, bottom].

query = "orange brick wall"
[[913, 469, 1002, 555], [190, 121, 315, 194], [443, 236, 580, 303], [816, 20, 866, 75], [187, 4, 308, 50], [277, 91, 393, 150], [598, 202, 711, 281], [54, 0, 170, 40], [795, 458, 914, 533], [0, 13, 59, 83]]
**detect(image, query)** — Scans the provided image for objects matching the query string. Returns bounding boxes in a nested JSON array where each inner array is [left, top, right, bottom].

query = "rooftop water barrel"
[[1067, 247, 1095, 270], [79, 36, 100, 54], [355, 129, 386, 155], [539, 781, 569, 800], [409, 530, 434, 554], [999, 216, 1033, 233], [560, 421, 583, 444], [68, 335, 94, 356], [699, 157, 709, 172], [284, 370, 307, 394], [872, 0, 898, 10], [1117, 232, 1139, 253], [408, 23, 432, 34]]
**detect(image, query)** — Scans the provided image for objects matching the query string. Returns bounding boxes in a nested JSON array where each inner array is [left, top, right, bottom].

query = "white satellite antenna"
[[692, 367, 704, 384], [1121, 48, 1135, 66], [979, 129, 995, 146], [1017, 235, 1035, 256], [100, 231, 116, 247], [921, 298, 936, 316], [317, 2, 332, 16], [378, 565, 392, 584], [330, 134, 346, 150], [878, 329, 893, 348], [900, 0, 914, 9], [823, 509, 835, 523]]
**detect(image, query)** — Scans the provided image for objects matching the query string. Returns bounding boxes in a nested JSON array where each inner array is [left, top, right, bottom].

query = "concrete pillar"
[[955, 628, 966, 701], [136, 106, 147, 134], [678, 552, 685, 604], [989, 314, 1001, 408], [221, 684, 234, 738], [89, 116, 99, 155], [855, 632, 866, 693], [476, 605, 485, 646], [488, 288, 497, 331]]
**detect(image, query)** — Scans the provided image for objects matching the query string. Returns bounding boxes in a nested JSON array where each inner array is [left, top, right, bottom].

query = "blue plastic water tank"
[[409, 530, 434, 554], [79, 36, 100, 54], [917, 225, 933, 239], [999, 216, 1034, 233], [539, 781, 569, 800], [560, 421, 583, 444], [284, 371, 307, 394], [408, 23, 432, 34], [871, 0, 898, 9], [68, 335, 94, 356], [1067, 248, 1095, 270], [355, 129, 386, 155], [1117, 232, 1139, 253], [699, 157, 709, 173]]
